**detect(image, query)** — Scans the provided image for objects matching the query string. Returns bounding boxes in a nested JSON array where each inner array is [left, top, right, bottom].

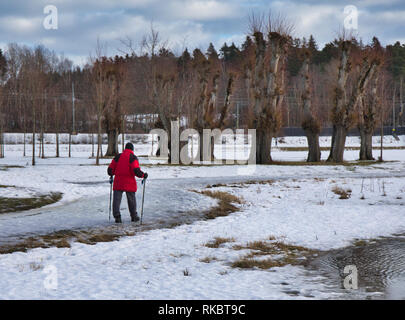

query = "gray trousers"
[[113, 190, 137, 219]]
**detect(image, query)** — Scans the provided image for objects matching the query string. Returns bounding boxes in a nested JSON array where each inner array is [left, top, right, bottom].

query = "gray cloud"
[[0, 0, 404, 66]]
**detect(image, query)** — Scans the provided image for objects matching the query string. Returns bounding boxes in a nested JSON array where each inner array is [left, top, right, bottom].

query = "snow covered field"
[[0, 138, 404, 299], [3, 132, 404, 148]]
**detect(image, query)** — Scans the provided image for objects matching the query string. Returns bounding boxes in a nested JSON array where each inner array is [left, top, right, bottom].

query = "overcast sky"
[[0, 0, 404, 66]]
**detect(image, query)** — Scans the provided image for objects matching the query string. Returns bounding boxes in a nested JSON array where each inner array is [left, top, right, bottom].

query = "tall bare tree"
[[0, 49, 7, 158], [245, 13, 292, 163], [327, 38, 380, 162], [300, 49, 321, 162], [357, 38, 384, 160]]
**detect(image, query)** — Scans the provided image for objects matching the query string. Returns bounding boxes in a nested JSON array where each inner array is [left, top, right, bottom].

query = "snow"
[[0, 136, 404, 299], [4, 133, 404, 148]]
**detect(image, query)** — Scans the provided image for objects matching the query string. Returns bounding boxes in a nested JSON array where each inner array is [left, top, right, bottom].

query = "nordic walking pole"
[[140, 177, 146, 225], [109, 176, 113, 221]]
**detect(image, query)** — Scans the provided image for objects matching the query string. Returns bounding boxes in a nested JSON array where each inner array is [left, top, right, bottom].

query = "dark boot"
[[115, 216, 122, 224], [131, 213, 140, 223]]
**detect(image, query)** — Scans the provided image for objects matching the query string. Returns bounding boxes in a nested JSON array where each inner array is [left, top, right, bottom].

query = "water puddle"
[[307, 234, 405, 299]]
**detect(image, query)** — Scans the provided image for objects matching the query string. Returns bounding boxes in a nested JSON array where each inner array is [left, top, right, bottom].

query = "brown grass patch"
[[197, 190, 243, 220], [231, 240, 316, 270], [199, 256, 218, 263], [0, 192, 63, 214], [332, 186, 352, 199], [233, 240, 312, 255], [29, 262, 44, 271], [205, 237, 235, 248], [231, 257, 298, 269], [0, 228, 133, 254]]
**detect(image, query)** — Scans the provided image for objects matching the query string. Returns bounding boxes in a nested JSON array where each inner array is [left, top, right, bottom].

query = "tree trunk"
[[379, 117, 383, 161], [359, 126, 374, 160], [121, 116, 125, 152], [105, 128, 119, 157], [23, 109, 26, 157], [327, 125, 347, 162], [40, 98, 45, 159], [32, 106, 36, 166], [41, 131, 45, 159], [0, 126, 3, 159], [68, 133, 72, 158], [255, 129, 273, 164], [38, 132, 42, 158], [23, 130, 26, 157], [56, 132, 59, 158], [305, 130, 321, 162], [96, 114, 102, 165], [55, 100, 59, 158], [91, 132, 94, 158]]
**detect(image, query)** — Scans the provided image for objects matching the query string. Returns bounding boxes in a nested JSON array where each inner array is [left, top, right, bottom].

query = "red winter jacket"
[[107, 149, 145, 192]]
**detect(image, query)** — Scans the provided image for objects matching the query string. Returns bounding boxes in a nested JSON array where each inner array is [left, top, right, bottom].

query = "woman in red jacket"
[[107, 142, 148, 223]]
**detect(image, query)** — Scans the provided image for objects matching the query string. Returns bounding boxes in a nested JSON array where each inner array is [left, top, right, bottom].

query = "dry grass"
[[200, 190, 242, 204], [29, 262, 44, 271], [353, 239, 368, 246], [244, 180, 275, 185], [205, 183, 228, 188], [332, 186, 352, 199], [0, 165, 25, 171], [231, 257, 298, 269], [197, 190, 243, 220], [205, 180, 274, 190], [199, 256, 218, 263], [0, 228, 131, 254], [233, 240, 312, 255], [231, 240, 316, 270], [205, 237, 235, 248], [0, 192, 63, 214]]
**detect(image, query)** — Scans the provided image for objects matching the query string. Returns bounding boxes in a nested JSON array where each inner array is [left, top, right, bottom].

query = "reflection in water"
[[309, 235, 405, 299]]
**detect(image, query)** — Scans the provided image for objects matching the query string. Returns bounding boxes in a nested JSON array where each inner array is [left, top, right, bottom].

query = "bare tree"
[[327, 37, 380, 162], [300, 49, 321, 162], [245, 13, 292, 163], [91, 39, 107, 165], [190, 48, 235, 162], [357, 38, 385, 160], [0, 49, 7, 158], [103, 56, 126, 156]]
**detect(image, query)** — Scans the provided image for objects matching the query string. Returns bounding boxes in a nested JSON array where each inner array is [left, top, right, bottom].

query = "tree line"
[[0, 15, 404, 164]]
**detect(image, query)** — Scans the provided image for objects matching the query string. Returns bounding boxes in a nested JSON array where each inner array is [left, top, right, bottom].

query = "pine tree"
[[0, 49, 6, 78], [287, 37, 304, 76], [178, 48, 191, 67], [308, 35, 318, 54], [220, 42, 240, 62], [387, 41, 405, 80], [241, 36, 253, 52], [192, 48, 206, 65], [206, 43, 218, 60]]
